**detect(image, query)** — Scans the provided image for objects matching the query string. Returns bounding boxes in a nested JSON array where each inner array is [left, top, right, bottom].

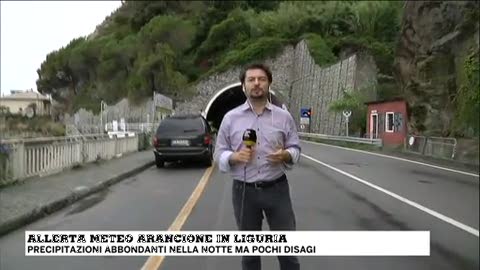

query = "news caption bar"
[[26, 231, 430, 256]]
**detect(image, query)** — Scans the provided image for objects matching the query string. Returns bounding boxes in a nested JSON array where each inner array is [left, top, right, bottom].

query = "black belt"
[[234, 174, 287, 189]]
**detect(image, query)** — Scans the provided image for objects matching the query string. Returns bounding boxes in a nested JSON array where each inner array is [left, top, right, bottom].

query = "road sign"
[[301, 108, 312, 118], [300, 117, 310, 125], [408, 136, 415, 146]]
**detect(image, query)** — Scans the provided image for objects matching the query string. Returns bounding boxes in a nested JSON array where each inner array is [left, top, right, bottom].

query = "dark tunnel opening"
[[205, 85, 283, 130], [206, 85, 246, 130]]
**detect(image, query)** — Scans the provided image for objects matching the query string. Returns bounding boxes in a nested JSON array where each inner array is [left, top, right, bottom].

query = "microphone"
[[240, 129, 256, 229], [242, 129, 257, 148]]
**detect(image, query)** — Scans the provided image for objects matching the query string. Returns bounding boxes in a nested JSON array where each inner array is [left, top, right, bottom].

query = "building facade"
[[365, 98, 408, 146], [0, 89, 51, 116]]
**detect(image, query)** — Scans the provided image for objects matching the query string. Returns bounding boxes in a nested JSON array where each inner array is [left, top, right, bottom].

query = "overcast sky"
[[0, 1, 122, 96]]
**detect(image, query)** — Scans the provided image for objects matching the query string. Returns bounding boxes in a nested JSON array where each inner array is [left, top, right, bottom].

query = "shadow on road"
[[160, 160, 212, 170]]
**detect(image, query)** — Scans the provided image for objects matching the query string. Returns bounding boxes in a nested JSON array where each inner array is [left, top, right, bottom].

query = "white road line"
[[301, 140, 479, 178], [301, 153, 480, 237]]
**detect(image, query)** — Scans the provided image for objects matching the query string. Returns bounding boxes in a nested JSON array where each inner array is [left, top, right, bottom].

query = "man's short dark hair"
[[239, 63, 273, 84]]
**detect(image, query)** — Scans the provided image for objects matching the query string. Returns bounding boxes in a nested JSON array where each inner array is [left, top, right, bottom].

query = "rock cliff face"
[[394, 1, 479, 136]]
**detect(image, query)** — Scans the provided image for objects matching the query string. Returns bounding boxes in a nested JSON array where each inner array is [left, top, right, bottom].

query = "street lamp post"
[[100, 100, 107, 133]]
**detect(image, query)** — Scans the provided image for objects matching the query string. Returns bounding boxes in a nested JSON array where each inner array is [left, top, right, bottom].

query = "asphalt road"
[[1, 141, 478, 270]]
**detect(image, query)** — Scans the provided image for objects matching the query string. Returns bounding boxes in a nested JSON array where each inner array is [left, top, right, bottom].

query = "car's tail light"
[[152, 136, 159, 147], [204, 134, 211, 145]]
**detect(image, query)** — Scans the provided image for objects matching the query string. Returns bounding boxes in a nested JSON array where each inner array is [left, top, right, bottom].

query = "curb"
[[0, 161, 154, 237]]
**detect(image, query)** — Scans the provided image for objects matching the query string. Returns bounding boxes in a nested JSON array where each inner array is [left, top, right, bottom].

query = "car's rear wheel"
[[204, 149, 213, 167], [205, 158, 212, 167], [155, 154, 164, 168]]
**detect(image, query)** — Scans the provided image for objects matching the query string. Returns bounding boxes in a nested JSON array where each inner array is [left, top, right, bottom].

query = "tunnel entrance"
[[203, 83, 284, 130]]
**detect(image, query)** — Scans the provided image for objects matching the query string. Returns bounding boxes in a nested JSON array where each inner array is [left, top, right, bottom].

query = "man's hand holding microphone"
[[229, 129, 256, 166], [229, 129, 291, 165], [230, 148, 255, 164]]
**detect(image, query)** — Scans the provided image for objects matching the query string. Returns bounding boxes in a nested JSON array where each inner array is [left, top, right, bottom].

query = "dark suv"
[[152, 114, 214, 168]]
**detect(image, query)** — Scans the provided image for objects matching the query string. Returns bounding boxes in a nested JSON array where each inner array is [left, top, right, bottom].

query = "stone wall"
[[288, 41, 378, 135], [173, 39, 378, 135], [290, 40, 355, 135]]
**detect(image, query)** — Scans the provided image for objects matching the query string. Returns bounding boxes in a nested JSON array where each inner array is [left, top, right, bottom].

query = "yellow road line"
[[140, 165, 216, 270]]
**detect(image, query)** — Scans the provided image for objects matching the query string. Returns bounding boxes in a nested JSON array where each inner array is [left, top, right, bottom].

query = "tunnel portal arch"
[[202, 83, 285, 130]]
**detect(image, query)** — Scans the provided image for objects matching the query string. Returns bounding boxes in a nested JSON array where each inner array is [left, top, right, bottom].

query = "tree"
[[33, 0, 405, 119], [36, 37, 86, 100], [329, 88, 370, 137], [139, 15, 196, 54], [195, 10, 251, 65]]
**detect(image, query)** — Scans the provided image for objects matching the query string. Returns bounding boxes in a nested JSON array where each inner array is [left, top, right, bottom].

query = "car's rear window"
[[157, 118, 204, 135]]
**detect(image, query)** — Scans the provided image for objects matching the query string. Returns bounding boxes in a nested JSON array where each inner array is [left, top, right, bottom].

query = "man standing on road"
[[214, 63, 301, 270]]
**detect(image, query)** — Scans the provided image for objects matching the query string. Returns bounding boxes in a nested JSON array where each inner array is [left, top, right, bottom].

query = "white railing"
[[0, 134, 139, 185], [299, 132, 383, 146]]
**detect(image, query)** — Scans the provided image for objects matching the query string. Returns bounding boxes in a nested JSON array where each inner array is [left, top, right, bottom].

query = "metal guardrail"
[[404, 135, 457, 160], [299, 132, 383, 146], [425, 136, 457, 159]]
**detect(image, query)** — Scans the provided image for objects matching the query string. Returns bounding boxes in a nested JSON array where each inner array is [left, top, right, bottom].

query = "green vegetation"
[[454, 48, 480, 137], [328, 87, 371, 136], [3, 115, 65, 137], [209, 36, 287, 76], [303, 33, 336, 66], [32, 1, 480, 138], [35, 1, 404, 114]]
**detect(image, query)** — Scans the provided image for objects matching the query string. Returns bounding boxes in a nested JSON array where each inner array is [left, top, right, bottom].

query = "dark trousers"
[[232, 175, 300, 270]]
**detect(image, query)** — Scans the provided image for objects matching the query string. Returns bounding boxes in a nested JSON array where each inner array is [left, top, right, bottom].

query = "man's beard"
[[249, 88, 266, 100], [250, 94, 265, 100]]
